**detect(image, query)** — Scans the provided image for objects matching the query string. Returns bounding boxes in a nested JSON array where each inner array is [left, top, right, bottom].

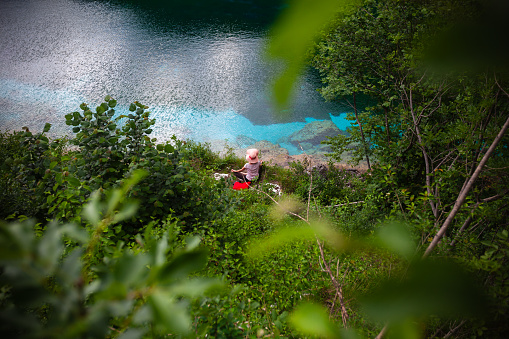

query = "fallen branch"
[[443, 320, 467, 338], [317, 238, 349, 327], [423, 112, 509, 257], [449, 189, 509, 247], [328, 201, 365, 208]]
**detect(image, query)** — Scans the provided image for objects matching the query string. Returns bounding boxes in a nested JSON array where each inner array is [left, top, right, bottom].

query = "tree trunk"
[[423, 114, 509, 257], [384, 107, 390, 144], [408, 87, 438, 219], [352, 92, 371, 170]]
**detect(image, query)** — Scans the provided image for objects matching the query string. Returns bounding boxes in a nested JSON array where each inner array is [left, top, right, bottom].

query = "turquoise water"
[[0, 0, 350, 155]]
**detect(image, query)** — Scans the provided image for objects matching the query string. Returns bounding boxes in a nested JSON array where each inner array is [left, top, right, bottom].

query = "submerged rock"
[[304, 143, 333, 155], [235, 134, 257, 148], [279, 120, 346, 147], [248, 140, 289, 155]]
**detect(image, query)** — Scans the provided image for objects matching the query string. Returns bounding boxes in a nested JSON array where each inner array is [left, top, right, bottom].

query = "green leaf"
[[386, 318, 423, 339], [185, 235, 201, 251], [67, 176, 80, 187], [361, 259, 489, 322], [158, 250, 209, 283], [267, 0, 361, 107], [106, 189, 123, 215], [59, 248, 84, 285], [73, 111, 82, 120], [147, 293, 191, 334], [376, 222, 416, 261], [46, 195, 56, 205], [60, 224, 89, 243], [83, 190, 101, 226], [290, 302, 340, 338], [246, 226, 316, 259], [151, 234, 169, 267], [43, 123, 52, 133], [168, 278, 224, 298], [0, 221, 34, 260], [173, 173, 184, 180], [112, 202, 139, 224], [36, 223, 63, 273], [164, 144, 175, 153], [113, 253, 150, 287], [117, 328, 147, 339], [122, 169, 149, 193]]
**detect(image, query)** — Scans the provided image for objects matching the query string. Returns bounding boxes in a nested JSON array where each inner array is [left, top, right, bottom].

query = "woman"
[[231, 148, 261, 182]]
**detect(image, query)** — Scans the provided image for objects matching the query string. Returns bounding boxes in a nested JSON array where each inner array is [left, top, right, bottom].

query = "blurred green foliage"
[[267, 0, 361, 108], [0, 172, 221, 338]]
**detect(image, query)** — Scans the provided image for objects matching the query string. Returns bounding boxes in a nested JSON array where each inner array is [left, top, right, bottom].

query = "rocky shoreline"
[[233, 140, 368, 172], [205, 120, 368, 171]]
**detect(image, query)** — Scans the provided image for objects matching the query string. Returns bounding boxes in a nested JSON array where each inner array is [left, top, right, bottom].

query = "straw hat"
[[246, 148, 259, 163]]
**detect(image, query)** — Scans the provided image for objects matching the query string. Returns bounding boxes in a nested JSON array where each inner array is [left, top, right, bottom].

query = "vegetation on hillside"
[[1, 0, 509, 338]]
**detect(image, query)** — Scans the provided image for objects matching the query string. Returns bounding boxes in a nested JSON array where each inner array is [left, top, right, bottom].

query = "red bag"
[[233, 181, 251, 190]]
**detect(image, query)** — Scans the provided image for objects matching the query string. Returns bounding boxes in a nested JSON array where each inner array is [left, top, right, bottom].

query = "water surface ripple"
[[0, 0, 349, 155]]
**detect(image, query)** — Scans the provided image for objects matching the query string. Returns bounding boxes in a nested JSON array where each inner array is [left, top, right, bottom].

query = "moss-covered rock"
[[279, 120, 346, 147]]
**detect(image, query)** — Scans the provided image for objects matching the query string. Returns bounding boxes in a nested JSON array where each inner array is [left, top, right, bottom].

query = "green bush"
[[288, 160, 365, 206], [61, 97, 240, 234], [178, 140, 240, 172], [0, 126, 71, 220], [0, 130, 36, 219]]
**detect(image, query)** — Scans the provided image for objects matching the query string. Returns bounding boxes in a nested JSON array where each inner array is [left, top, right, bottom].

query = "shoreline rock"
[[235, 140, 368, 172], [203, 120, 367, 172], [277, 120, 347, 149]]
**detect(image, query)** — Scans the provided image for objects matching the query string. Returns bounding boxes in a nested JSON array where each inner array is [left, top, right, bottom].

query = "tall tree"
[[312, 2, 509, 334], [312, 0, 509, 245]]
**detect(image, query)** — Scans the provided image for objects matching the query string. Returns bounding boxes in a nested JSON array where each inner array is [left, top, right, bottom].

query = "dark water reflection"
[[0, 0, 349, 154]]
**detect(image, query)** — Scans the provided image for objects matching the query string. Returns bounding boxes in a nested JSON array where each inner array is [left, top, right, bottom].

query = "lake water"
[[0, 0, 350, 155]]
